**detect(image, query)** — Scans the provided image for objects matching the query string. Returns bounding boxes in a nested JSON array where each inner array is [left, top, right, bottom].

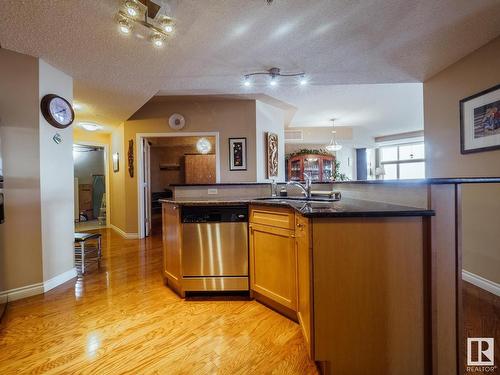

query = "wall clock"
[[168, 113, 185, 130], [40, 94, 75, 129]]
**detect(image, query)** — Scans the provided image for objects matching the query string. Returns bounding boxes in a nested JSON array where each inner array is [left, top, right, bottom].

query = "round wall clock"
[[40, 94, 75, 129], [168, 113, 185, 130]]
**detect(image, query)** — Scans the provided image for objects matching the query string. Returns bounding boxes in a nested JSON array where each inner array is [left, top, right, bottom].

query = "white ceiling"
[[0, 0, 499, 133]]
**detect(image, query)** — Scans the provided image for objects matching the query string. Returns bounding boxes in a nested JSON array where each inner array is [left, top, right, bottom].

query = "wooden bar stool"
[[74, 232, 102, 274]]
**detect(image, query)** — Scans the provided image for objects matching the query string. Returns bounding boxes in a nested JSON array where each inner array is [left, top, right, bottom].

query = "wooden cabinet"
[[162, 202, 184, 296], [296, 214, 314, 358], [184, 154, 216, 184], [287, 153, 334, 182], [249, 206, 297, 311]]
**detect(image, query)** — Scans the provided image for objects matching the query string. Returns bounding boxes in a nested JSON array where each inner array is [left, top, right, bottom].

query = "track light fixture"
[[242, 67, 307, 87], [117, 0, 175, 48]]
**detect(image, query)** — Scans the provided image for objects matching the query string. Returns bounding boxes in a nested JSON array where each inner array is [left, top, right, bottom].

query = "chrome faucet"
[[287, 173, 312, 198]]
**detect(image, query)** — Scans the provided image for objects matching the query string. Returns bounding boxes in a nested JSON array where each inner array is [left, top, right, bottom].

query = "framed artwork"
[[267, 132, 279, 178], [128, 139, 134, 177], [460, 84, 500, 154], [229, 138, 247, 171], [112, 152, 119, 173]]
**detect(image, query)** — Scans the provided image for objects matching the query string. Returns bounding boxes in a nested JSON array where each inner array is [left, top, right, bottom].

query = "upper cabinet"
[[287, 154, 334, 182]]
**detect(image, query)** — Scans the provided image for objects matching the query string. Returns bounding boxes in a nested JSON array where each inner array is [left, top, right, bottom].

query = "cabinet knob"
[[296, 223, 304, 228]]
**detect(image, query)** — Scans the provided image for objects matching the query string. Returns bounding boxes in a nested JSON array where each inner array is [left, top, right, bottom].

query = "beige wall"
[[110, 124, 126, 232], [461, 184, 500, 283], [119, 97, 257, 233], [424, 36, 500, 178], [0, 49, 43, 291], [423, 36, 500, 284]]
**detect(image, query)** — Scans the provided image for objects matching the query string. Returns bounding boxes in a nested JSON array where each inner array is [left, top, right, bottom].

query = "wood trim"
[[455, 184, 463, 375]]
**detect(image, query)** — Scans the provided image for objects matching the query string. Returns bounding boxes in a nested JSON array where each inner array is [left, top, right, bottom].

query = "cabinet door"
[[249, 223, 297, 310], [162, 203, 182, 290], [296, 214, 314, 358], [185, 154, 216, 184]]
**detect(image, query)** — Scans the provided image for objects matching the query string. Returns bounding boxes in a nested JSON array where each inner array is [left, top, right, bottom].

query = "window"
[[379, 142, 425, 179]]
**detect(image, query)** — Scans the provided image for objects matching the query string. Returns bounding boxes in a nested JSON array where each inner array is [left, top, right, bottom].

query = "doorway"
[[137, 132, 220, 238], [73, 143, 108, 232]]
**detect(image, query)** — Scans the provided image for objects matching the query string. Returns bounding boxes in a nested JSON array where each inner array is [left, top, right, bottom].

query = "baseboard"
[[0, 283, 44, 302], [110, 224, 139, 239], [462, 270, 500, 297], [44, 268, 77, 292]]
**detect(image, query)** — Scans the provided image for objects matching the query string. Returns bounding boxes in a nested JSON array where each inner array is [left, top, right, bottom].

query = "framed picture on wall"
[[267, 132, 279, 178], [112, 152, 119, 172], [229, 138, 247, 171], [460, 84, 500, 154]]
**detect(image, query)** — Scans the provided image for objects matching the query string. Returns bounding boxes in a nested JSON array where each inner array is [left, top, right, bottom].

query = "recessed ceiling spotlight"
[[124, 0, 139, 17], [299, 75, 308, 85], [151, 33, 165, 47], [80, 122, 102, 132]]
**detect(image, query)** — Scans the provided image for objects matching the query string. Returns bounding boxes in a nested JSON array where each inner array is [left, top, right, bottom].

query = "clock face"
[[49, 97, 72, 126], [41, 94, 74, 129]]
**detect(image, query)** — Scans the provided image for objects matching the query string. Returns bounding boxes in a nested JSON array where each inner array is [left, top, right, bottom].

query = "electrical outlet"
[[207, 188, 218, 195]]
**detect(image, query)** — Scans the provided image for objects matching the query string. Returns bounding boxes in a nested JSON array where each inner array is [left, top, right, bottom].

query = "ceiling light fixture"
[[80, 122, 102, 132], [243, 76, 252, 87], [196, 138, 212, 154], [325, 119, 342, 152], [116, 0, 175, 48], [242, 67, 306, 87]]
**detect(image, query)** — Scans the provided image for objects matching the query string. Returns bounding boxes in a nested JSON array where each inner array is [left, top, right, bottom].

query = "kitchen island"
[[161, 196, 434, 374]]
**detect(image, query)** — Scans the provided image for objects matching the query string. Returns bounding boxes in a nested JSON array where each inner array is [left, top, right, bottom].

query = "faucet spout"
[[286, 174, 312, 198]]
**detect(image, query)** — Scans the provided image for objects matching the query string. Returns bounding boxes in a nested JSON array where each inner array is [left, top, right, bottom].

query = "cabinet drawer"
[[250, 205, 295, 230]]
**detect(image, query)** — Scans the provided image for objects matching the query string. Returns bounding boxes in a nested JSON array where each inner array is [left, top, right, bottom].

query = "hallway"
[[0, 230, 317, 374]]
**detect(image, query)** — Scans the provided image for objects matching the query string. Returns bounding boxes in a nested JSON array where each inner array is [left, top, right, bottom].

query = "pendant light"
[[325, 119, 342, 152]]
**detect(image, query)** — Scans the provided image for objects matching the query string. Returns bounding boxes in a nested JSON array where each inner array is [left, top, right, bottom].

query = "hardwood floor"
[[0, 229, 318, 374], [462, 281, 500, 373]]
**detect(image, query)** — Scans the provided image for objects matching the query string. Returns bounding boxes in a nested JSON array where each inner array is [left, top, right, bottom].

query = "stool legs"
[[97, 236, 102, 268], [81, 242, 85, 274]]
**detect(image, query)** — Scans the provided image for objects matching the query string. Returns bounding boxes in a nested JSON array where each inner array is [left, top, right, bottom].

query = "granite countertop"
[[159, 197, 435, 218]]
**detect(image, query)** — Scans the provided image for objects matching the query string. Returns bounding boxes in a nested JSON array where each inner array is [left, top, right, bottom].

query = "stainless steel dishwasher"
[[181, 205, 248, 292]]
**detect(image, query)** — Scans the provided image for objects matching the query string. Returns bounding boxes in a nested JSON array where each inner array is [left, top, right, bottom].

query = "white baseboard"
[[110, 224, 139, 239], [44, 268, 77, 292], [462, 270, 500, 297], [0, 283, 44, 302]]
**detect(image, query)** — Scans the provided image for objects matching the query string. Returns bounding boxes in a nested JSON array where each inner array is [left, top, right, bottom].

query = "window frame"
[[379, 142, 425, 180]]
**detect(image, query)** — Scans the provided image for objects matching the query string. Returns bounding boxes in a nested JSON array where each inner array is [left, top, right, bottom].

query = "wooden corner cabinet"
[[287, 154, 334, 182]]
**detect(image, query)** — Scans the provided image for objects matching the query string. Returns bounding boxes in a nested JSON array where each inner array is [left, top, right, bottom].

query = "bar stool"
[[74, 232, 102, 274]]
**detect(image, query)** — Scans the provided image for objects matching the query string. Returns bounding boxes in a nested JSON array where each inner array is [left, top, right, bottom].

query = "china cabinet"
[[287, 154, 334, 182]]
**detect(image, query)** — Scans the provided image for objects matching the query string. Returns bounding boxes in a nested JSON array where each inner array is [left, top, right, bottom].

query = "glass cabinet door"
[[322, 158, 333, 181], [304, 157, 320, 181], [290, 159, 301, 181]]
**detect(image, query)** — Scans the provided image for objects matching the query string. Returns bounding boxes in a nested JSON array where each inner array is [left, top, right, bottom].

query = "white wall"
[[335, 147, 356, 180], [38, 59, 75, 284], [255, 101, 285, 182]]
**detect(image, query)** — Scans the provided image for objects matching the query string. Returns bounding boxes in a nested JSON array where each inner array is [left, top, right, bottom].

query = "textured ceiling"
[[0, 0, 499, 131]]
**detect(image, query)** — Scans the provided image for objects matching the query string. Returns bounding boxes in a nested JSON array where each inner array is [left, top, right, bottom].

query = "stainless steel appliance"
[[181, 205, 248, 292]]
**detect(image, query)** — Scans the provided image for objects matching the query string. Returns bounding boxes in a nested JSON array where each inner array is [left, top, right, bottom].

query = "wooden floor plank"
[[0, 229, 318, 374]]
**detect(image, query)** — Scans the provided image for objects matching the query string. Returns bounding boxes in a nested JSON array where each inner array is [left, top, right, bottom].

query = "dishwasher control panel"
[[181, 205, 248, 223]]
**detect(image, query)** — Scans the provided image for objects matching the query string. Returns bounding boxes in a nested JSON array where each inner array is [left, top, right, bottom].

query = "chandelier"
[[242, 67, 307, 87], [117, 0, 175, 48], [325, 119, 342, 152]]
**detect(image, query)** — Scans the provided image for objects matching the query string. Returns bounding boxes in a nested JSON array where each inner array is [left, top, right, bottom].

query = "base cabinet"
[[162, 203, 183, 296], [249, 222, 297, 310]]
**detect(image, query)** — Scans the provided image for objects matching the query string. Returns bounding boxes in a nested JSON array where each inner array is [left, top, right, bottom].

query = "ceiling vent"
[[285, 130, 303, 141]]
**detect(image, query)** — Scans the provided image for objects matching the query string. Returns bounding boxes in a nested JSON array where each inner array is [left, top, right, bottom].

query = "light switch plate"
[[207, 188, 218, 195]]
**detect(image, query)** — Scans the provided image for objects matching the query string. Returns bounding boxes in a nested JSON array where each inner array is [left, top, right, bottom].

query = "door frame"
[[73, 141, 111, 228], [136, 132, 220, 239]]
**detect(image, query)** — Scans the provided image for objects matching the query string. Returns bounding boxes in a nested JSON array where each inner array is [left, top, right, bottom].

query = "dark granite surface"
[[169, 177, 500, 188], [160, 197, 434, 218]]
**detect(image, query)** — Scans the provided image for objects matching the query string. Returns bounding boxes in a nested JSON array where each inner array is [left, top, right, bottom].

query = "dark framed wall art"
[[229, 138, 247, 171], [460, 84, 500, 154]]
